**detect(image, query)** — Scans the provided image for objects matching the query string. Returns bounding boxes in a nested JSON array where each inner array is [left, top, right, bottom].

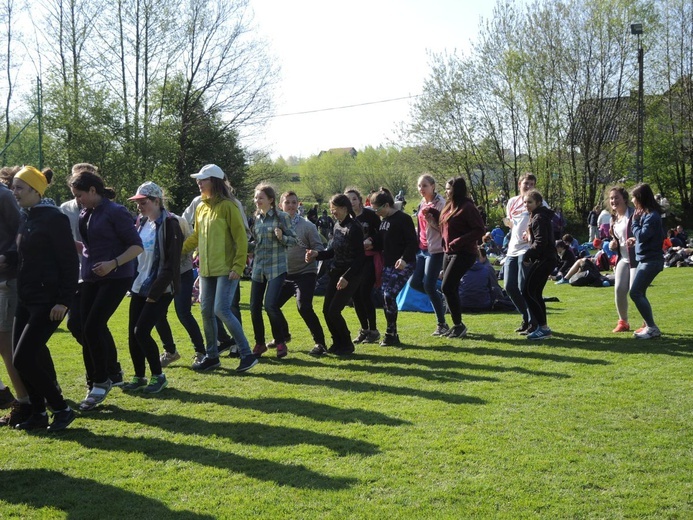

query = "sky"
[[248, 0, 498, 159]]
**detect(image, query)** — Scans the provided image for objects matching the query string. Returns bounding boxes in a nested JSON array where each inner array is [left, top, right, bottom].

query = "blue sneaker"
[[555, 278, 570, 285], [527, 328, 552, 340]]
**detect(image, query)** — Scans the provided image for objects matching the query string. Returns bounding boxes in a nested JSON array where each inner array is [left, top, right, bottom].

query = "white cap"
[[190, 164, 225, 180]]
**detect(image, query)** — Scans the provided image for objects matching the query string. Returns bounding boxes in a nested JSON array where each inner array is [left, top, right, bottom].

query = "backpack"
[[594, 251, 610, 271]]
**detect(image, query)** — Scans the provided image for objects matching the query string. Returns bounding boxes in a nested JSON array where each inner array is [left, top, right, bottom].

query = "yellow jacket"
[[182, 196, 248, 277]]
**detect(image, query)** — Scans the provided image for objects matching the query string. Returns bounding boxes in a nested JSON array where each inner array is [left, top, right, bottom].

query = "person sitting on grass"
[[553, 240, 576, 284]]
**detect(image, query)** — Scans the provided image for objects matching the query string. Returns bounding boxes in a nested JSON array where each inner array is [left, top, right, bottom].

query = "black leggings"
[[352, 255, 377, 331], [441, 252, 477, 326], [80, 277, 131, 383], [129, 293, 173, 378], [12, 304, 65, 414], [522, 258, 555, 327], [277, 272, 326, 345], [323, 270, 361, 349]]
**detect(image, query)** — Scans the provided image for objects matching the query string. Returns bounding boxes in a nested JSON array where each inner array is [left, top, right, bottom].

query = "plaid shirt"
[[250, 208, 296, 282]]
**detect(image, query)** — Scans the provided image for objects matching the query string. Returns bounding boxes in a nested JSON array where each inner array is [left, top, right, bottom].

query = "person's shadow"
[[0, 469, 214, 519]]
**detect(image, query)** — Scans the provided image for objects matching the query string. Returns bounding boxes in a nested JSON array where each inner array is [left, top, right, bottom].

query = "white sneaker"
[[634, 326, 661, 339]]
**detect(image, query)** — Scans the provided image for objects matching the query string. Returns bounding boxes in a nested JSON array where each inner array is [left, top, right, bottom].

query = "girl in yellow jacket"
[[182, 164, 257, 373]]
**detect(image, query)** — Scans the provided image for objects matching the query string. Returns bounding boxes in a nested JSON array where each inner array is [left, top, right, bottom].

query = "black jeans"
[[277, 272, 326, 345], [80, 277, 131, 383], [323, 269, 361, 349], [522, 258, 556, 327], [12, 303, 66, 414], [129, 293, 173, 377], [155, 269, 204, 354], [441, 252, 477, 326], [352, 255, 377, 331]]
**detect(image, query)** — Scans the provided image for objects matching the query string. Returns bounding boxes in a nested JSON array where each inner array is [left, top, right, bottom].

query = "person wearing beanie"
[[0, 166, 79, 431]]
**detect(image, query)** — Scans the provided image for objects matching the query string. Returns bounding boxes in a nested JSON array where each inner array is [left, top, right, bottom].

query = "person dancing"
[[521, 190, 558, 340], [408, 174, 449, 336], [69, 166, 143, 411], [345, 188, 382, 344], [627, 183, 665, 339], [370, 188, 418, 346], [305, 194, 364, 355], [607, 186, 637, 333], [4, 166, 79, 430], [427, 177, 485, 339], [276, 191, 328, 355]]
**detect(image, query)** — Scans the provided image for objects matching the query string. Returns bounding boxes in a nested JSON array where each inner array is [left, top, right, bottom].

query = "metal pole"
[[636, 37, 644, 183], [37, 77, 43, 169]]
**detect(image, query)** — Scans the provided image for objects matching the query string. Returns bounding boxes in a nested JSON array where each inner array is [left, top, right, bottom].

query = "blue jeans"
[[250, 274, 287, 345], [409, 249, 446, 325], [504, 254, 530, 324], [199, 276, 251, 359], [629, 260, 663, 327]]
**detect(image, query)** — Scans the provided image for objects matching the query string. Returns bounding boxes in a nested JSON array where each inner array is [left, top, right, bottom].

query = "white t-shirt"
[[505, 195, 531, 257], [597, 210, 611, 226], [131, 220, 157, 295], [612, 215, 630, 263]]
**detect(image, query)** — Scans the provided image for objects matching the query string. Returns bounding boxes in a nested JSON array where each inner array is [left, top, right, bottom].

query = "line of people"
[[0, 163, 666, 432]]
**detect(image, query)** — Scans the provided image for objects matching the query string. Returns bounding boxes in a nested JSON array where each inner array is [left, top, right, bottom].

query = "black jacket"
[[524, 205, 558, 263], [6, 204, 79, 307]]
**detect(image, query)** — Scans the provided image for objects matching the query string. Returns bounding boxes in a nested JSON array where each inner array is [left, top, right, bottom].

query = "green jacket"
[[182, 196, 248, 277]]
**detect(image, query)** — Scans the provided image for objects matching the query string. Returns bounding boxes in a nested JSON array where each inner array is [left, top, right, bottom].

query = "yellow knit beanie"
[[15, 166, 48, 196]]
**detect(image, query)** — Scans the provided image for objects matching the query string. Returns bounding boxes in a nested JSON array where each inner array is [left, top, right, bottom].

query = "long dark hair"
[[631, 183, 662, 214], [440, 176, 470, 225], [330, 193, 355, 219], [68, 166, 116, 200]]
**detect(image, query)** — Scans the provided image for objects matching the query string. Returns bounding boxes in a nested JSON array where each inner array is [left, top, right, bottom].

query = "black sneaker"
[[15, 412, 49, 430], [446, 324, 468, 338], [192, 356, 221, 372], [218, 338, 236, 354], [309, 344, 328, 356], [365, 330, 381, 343], [515, 322, 530, 333], [0, 387, 14, 409], [432, 323, 450, 336], [0, 401, 32, 427], [109, 370, 125, 387], [334, 343, 355, 356], [380, 333, 400, 347], [236, 355, 258, 373], [48, 408, 76, 432], [352, 329, 369, 344]]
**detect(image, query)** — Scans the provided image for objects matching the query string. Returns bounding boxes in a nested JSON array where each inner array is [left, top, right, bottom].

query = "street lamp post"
[[631, 23, 644, 183]]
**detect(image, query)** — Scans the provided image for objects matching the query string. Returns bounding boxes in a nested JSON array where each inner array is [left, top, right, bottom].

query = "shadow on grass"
[[0, 469, 214, 519], [145, 393, 409, 426], [247, 372, 485, 405], [60, 427, 358, 490], [411, 337, 612, 365], [83, 406, 380, 456], [321, 353, 571, 379], [539, 331, 693, 356], [286, 357, 501, 383]]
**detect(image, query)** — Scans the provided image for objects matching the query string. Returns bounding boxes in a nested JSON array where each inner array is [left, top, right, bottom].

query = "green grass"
[[1, 268, 691, 519]]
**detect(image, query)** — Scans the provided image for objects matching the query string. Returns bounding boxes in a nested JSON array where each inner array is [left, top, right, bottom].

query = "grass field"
[[0, 268, 691, 519]]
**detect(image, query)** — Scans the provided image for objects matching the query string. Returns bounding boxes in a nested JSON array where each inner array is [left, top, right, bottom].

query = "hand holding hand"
[[49, 304, 68, 322]]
